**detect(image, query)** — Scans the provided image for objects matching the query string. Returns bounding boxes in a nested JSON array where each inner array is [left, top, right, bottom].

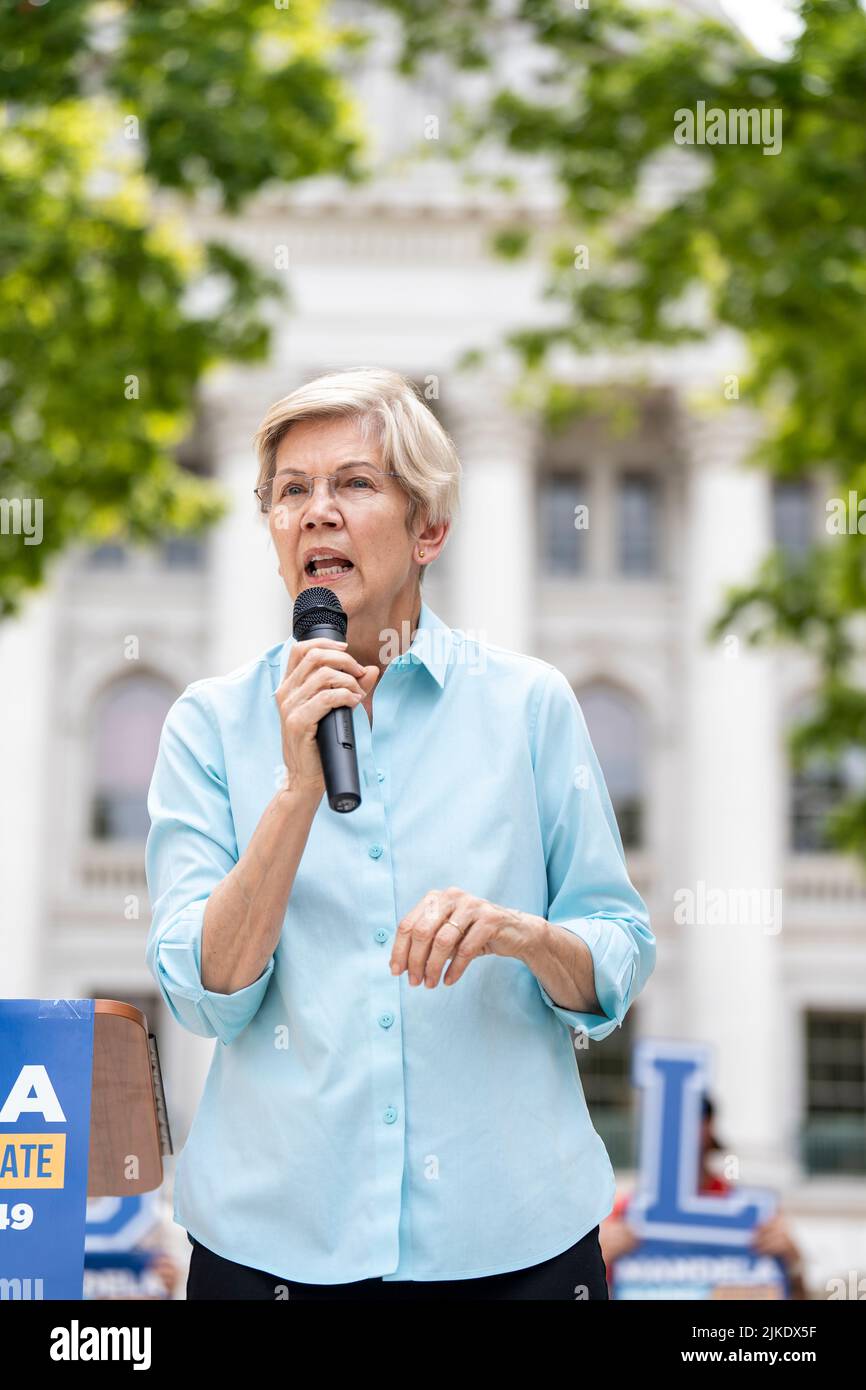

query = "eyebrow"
[[273, 460, 377, 479]]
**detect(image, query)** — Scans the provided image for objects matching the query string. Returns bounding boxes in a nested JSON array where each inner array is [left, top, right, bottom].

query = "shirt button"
[[377, 770, 385, 782], [368, 844, 383, 859], [383, 1107, 398, 1124], [373, 928, 389, 944], [378, 1012, 394, 1029]]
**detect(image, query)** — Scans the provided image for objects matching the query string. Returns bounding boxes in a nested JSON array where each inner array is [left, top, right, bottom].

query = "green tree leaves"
[[382, 0, 866, 856], [0, 0, 363, 617]]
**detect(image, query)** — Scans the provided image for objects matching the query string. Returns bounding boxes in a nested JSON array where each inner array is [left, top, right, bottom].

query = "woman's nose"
[[302, 477, 341, 518]]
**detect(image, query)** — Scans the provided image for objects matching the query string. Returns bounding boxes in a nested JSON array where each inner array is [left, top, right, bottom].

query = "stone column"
[[0, 586, 56, 996], [205, 372, 292, 676], [446, 372, 537, 655], [681, 405, 789, 1184], [166, 372, 293, 1129]]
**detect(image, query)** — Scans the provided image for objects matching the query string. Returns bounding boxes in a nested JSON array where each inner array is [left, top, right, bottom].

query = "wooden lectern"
[[87, 1000, 173, 1196]]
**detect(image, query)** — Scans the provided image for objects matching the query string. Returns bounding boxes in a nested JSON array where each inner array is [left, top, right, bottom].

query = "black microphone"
[[292, 586, 362, 813]]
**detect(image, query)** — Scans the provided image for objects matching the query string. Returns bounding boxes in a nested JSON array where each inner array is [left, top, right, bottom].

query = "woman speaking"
[[145, 366, 656, 1301]]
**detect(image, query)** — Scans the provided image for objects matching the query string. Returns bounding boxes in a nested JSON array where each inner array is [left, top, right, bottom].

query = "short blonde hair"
[[252, 367, 461, 585]]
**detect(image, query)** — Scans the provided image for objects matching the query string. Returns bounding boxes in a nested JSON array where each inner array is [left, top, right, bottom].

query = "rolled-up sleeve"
[[145, 686, 275, 1045], [530, 665, 655, 1041]]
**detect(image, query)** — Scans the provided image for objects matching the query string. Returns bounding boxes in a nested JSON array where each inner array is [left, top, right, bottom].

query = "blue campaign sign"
[[83, 1250, 169, 1300], [610, 1039, 788, 1300], [85, 1193, 161, 1252], [0, 999, 95, 1301], [84, 1194, 168, 1300], [613, 1239, 787, 1299]]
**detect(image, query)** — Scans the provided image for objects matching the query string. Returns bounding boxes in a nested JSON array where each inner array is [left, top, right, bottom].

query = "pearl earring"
[[419, 549, 426, 558]]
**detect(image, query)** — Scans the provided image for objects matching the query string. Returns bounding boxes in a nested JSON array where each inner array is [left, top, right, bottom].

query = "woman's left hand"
[[390, 887, 535, 988]]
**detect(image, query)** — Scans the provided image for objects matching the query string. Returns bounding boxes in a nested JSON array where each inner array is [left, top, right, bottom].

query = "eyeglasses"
[[254, 464, 403, 514]]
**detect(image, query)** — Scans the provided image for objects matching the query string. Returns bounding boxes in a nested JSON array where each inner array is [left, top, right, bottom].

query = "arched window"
[[576, 681, 646, 850], [788, 695, 866, 853], [90, 675, 176, 841]]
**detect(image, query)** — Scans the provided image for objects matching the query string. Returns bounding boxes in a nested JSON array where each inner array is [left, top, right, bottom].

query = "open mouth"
[[304, 558, 355, 580]]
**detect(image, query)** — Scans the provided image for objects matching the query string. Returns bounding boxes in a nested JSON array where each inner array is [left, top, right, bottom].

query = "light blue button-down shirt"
[[145, 598, 655, 1283]]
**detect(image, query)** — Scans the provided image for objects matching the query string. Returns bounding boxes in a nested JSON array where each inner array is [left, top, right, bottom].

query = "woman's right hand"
[[274, 637, 379, 796]]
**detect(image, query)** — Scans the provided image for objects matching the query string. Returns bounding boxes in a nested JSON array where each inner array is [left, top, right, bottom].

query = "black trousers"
[[186, 1226, 609, 1300]]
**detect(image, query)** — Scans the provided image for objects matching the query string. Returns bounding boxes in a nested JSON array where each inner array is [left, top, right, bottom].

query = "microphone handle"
[[306, 619, 362, 813]]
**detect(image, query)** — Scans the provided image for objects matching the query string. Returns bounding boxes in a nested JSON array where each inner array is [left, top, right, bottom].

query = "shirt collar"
[[276, 597, 453, 689]]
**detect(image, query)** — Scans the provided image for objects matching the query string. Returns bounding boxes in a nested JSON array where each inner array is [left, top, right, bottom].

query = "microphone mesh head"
[[292, 586, 348, 640]]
